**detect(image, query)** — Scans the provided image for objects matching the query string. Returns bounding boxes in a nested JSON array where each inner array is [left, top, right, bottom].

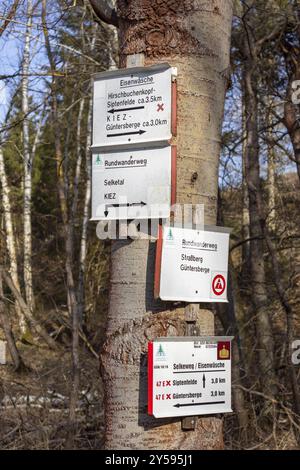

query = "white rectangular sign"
[[92, 146, 172, 220], [158, 226, 230, 302], [92, 63, 173, 148], [148, 337, 232, 418], [0, 340, 6, 365]]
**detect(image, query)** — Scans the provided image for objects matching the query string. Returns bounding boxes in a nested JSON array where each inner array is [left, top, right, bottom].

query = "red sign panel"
[[217, 341, 231, 360]]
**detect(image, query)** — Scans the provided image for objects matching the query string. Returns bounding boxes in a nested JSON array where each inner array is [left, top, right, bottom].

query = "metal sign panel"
[[148, 337, 233, 418], [158, 226, 230, 302], [92, 146, 173, 220], [92, 63, 173, 149]]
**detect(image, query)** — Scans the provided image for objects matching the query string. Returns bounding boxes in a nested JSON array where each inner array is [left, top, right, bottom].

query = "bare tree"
[[0, 0, 20, 38], [241, 1, 282, 398]]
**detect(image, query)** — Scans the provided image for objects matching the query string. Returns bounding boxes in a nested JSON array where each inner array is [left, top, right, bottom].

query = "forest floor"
[[1, 330, 299, 450], [0, 343, 104, 449]]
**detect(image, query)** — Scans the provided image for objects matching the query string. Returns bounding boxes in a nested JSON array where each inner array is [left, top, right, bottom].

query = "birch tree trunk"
[[22, 0, 35, 314], [0, 269, 24, 371], [78, 97, 92, 326], [77, 26, 97, 326], [0, 147, 26, 334], [100, 0, 233, 450]]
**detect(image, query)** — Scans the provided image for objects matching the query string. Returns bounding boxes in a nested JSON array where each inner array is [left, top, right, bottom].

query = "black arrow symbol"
[[107, 106, 144, 114], [104, 201, 147, 217], [107, 130, 146, 138], [174, 401, 225, 408], [202, 374, 206, 389]]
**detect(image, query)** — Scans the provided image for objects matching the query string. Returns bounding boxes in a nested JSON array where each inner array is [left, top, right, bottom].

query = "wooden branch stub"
[[89, 0, 119, 28], [182, 415, 197, 431], [184, 303, 199, 323]]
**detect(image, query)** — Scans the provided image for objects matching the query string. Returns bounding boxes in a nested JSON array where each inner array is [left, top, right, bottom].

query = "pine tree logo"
[[167, 228, 173, 240], [156, 344, 166, 361], [95, 154, 103, 166]]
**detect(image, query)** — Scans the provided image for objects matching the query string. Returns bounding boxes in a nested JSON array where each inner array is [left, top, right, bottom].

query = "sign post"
[[148, 337, 233, 419], [91, 146, 176, 220], [155, 225, 231, 303], [92, 63, 175, 149]]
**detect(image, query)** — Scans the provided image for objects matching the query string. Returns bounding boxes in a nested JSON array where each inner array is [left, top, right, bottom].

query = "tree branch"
[[89, 0, 119, 28], [0, 0, 20, 38]]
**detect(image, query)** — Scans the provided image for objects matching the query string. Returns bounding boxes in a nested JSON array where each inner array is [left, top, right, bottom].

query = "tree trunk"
[[0, 147, 26, 334], [243, 32, 277, 398], [78, 96, 92, 326], [241, 99, 250, 272], [266, 97, 276, 232], [41, 1, 80, 447], [77, 26, 97, 327], [101, 0, 233, 450], [217, 191, 248, 438], [22, 0, 35, 315], [284, 77, 300, 185], [1, 268, 57, 349], [0, 270, 24, 371]]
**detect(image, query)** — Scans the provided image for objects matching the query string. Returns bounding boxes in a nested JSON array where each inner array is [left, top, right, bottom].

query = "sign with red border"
[[148, 337, 233, 418], [154, 226, 230, 302]]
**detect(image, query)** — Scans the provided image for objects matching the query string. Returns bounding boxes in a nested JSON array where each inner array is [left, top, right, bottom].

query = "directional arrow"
[[202, 374, 206, 389], [104, 201, 147, 217], [107, 130, 146, 138], [107, 106, 144, 114], [173, 401, 225, 408]]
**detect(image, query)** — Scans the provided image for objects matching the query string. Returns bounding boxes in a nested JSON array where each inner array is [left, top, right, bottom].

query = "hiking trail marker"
[[148, 337, 233, 418], [91, 146, 176, 220], [92, 63, 175, 149], [155, 225, 231, 302]]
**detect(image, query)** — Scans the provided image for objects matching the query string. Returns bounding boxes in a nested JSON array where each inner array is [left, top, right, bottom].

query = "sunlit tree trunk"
[[22, 0, 35, 314], [0, 148, 26, 334], [78, 97, 92, 326], [100, 0, 233, 450], [0, 267, 24, 370], [77, 26, 98, 326]]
